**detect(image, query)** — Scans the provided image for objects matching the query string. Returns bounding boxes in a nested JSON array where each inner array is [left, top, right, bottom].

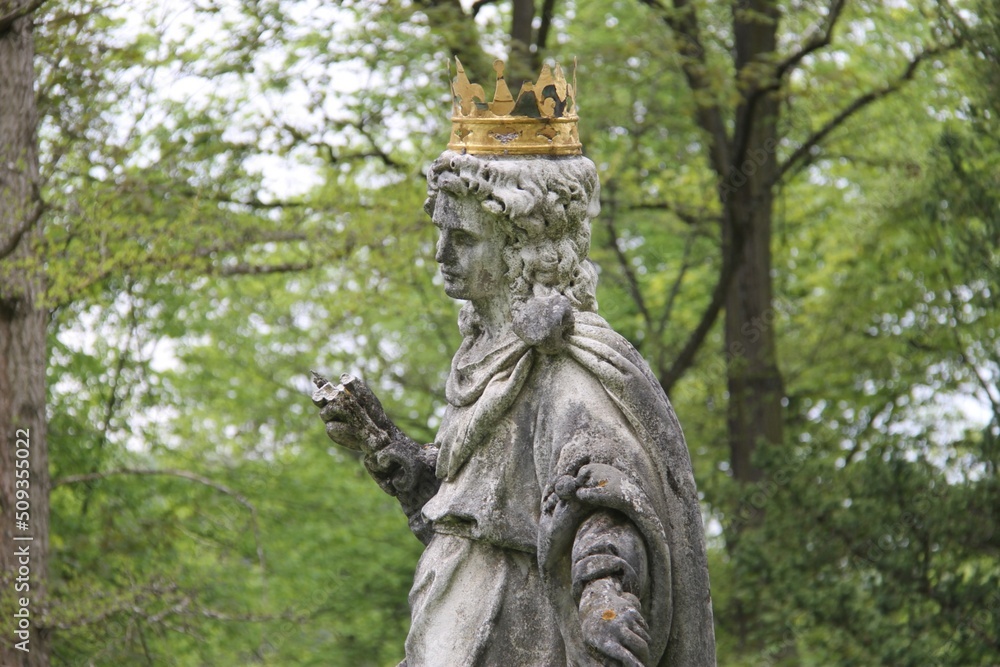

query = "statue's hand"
[[579, 577, 651, 667], [312, 373, 391, 454]]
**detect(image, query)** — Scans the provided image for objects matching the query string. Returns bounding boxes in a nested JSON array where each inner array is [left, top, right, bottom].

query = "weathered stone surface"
[[316, 152, 716, 666]]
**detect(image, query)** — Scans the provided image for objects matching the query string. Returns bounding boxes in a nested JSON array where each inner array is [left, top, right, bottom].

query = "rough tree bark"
[[724, 0, 784, 486], [0, 2, 51, 665]]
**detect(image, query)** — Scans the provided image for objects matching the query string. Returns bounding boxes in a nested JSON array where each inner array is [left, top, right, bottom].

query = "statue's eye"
[[452, 231, 475, 245]]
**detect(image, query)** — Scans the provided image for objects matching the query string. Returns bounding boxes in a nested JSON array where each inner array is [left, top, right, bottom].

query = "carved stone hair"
[[425, 152, 601, 323]]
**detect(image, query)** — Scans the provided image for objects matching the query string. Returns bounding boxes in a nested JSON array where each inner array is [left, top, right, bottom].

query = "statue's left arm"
[[541, 442, 672, 666], [313, 374, 440, 544], [573, 511, 651, 667]]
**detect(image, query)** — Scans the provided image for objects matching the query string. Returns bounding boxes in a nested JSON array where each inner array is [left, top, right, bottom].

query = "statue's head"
[[424, 152, 601, 328]]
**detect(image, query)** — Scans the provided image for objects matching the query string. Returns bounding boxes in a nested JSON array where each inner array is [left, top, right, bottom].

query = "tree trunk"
[[724, 0, 784, 487], [507, 0, 536, 87], [0, 6, 51, 666], [718, 0, 786, 651]]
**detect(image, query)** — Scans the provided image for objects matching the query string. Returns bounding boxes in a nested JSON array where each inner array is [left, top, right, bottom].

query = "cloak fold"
[[538, 313, 716, 667]]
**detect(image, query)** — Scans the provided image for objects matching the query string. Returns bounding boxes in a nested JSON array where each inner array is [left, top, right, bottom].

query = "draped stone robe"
[[399, 311, 716, 667]]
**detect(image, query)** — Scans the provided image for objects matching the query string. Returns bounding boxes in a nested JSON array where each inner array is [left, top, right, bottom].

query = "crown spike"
[[571, 57, 578, 115], [491, 59, 515, 115], [452, 58, 486, 116], [553, 64, 568, 99]]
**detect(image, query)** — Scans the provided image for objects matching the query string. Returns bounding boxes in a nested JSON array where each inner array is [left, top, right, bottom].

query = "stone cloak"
[[430, 309, 716, 667]]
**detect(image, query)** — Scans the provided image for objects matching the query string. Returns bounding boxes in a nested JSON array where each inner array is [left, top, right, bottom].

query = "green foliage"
[[29, 0, 1000, 664]]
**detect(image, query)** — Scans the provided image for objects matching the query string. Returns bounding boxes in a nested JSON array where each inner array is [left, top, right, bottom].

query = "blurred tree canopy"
[[0, 0, 997, 665]]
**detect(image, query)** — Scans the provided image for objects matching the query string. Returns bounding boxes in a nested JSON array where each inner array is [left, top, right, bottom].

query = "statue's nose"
[[435, 233, 451, 264]]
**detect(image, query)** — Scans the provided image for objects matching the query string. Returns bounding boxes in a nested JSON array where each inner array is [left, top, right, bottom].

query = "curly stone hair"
[[425, 152, 602, 322]]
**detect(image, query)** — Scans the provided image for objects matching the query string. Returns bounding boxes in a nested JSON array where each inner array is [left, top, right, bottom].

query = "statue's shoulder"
[[569, 312, 659, 382], [572, 312, 641, 355]]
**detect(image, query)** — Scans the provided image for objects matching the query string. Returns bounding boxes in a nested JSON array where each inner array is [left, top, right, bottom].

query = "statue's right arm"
[[363, 438, 440, 545], [313, 374, 440, 544]]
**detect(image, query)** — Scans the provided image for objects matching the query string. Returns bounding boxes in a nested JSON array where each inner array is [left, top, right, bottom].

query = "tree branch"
[[318, 148, 403, 167], [0, 168, 44, 260], [223, 195, 307, 210], [40, 5, 109, 29], [252, 230, 311, 244], [730, 0, 845, 172], [656, 230, 696, 336], [777, 42, 959, 182], [168, 183, 309, 211], [952, 328, 1000, 418], [638, 0, 732, 177], [626, 200, 721, 226], [603, 184, 654, 336], [278, 116, 404, 172], [0, 200, 42, 260], [0, 0, 48, 33], [77, 280, 139, 517], [659, 210, 745, 394], [47, 582, 182, 630], [212, 261, 315, 277], [353, 116, 405, 170], [774, 0, 848, 79]]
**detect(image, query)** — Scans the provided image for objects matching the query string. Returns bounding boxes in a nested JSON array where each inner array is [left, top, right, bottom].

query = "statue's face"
[[432, 191, 507, 301]]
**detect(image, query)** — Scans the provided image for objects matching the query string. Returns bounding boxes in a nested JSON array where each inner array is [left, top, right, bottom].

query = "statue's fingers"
[[311, 382, 338, 408], [325, 421, 364, 451], [319, 388, 367, 423], [625, 612, 651, 644], [557, 452, 591, 478], [621, 592, 642, 608], [618, 625, 649, 664], [366, 461, 397, 495], [574, 485, 608, 505], [577, 463, 625, 486], [319, 402, 360, 425], [617, 604, 648, 628], [554, 474, 578, 499], [542, 490, 558, 514], [340, 374, 388, 422], [319, 402, 342, 423], [597, 638, 644, 667], [575, 469, 630, 508]]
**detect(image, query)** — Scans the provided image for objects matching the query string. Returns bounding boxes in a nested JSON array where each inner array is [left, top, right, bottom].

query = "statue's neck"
[[468, 293, 513, 346]]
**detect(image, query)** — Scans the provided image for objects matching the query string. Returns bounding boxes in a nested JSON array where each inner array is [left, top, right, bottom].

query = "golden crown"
[[449, 58, 581, 156]]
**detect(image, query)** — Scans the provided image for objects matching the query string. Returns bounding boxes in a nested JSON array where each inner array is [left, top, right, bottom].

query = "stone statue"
[[313, 60, 716, 667]]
